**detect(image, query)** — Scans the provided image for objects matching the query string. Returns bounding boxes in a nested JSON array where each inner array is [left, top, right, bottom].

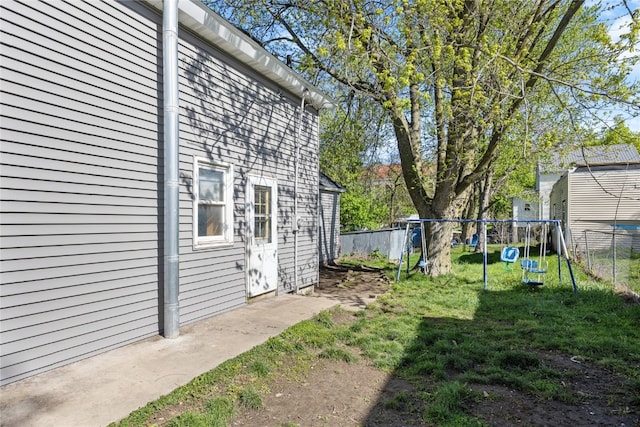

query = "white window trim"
[[193, 157, 234, 248]]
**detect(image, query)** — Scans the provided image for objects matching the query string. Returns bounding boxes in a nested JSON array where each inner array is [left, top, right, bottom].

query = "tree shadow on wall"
[[179, 41, 317, 292]]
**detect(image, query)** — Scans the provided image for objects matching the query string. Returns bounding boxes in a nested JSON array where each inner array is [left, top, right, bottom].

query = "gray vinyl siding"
[[319, 191, 341, 263], [286, 139, 320, 291], [0, 0, 162, 386], [570, 169, 640, 223], [176, 25, 319, 320], [550, 168, 640, 253], [549, 174, 569, 252], [565, 169, 640, 252], [549, 175, 569, 221], [1, 0, 322, 386], [279, 135, 320, 292], [538, 172, 562, 220]]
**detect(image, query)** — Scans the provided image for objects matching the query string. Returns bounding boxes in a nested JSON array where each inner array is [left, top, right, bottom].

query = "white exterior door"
[[246, 176, 278, 297]]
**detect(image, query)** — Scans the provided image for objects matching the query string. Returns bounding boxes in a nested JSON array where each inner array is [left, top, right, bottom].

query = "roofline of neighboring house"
[[142, 0, 335, 110], [538, 144, 640, 173], [573, 162, 640, 173]]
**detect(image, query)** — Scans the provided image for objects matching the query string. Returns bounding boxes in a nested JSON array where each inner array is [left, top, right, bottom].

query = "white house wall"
[[0, 0, 320, 385], [511, 198, 540, 242], [537, 172, 562, 220]]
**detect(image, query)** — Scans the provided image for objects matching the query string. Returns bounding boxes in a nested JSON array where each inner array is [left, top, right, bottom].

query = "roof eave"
[[320, 185, 346, 193], [143, 0, 336, 110]]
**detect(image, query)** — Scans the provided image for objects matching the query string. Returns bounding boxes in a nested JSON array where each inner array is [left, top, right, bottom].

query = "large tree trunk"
[[427, 189, 471, 274], [389, 0, 584, 277], [392, 87, 431, 219], [393, 108, 462, 275], [426, 220, 455, 276], [475, 168, 494, 252], [461, 182, 478, 244]]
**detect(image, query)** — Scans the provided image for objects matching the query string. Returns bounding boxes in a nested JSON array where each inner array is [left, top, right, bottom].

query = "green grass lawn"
[[584, 249, 640, 295], [111, 245, 640, 426], [360, 245, 640, 423]]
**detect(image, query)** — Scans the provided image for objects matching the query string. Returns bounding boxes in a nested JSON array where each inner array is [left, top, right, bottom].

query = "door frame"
[[245, 174, 278, 297]]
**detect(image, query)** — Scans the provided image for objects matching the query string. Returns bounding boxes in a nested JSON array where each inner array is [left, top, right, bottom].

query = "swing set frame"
[[396, 218, 578, 294]]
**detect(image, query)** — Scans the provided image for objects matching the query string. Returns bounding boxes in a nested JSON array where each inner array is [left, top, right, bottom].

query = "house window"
[[194, 159, 233, 247], [254, 185, 272, 243], [524, 203, 531, 211]]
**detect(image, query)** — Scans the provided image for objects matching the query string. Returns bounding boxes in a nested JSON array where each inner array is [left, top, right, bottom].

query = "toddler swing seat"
[[520, 259, 546, 286], [520, 223, 548, 286]]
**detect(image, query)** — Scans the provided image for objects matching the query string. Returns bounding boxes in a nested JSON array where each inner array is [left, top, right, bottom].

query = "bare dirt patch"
[[312, 262, 393, 310], [230, 359, 407, 427], [229, 264, 639, 427], [468, 351, 637, 427]]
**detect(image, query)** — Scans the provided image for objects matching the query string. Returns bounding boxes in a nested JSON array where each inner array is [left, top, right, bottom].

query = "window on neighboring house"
[[254, 185, 272, 243], [524, 203, 531, 211], [194, 159, 233, 247]]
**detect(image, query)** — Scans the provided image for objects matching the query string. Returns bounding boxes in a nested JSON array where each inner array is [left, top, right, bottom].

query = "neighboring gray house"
[[318, 172, 345, 264], [0, 0, 333, 386], [537, 144, 640, 220], [548, 145, 640, 252]]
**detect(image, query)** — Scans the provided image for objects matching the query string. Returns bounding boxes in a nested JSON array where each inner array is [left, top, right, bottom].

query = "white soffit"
[[144, 0, 335, 109]]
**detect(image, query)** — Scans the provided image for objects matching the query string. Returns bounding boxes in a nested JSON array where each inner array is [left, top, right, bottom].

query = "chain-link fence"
[[573, 229, 640, 295]]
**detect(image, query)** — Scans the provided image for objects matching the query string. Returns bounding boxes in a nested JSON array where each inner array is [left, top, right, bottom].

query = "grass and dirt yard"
[[111, 246, 640, 426]]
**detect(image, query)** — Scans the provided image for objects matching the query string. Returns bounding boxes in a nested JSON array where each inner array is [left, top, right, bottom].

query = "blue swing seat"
[[501, 247, 519, 271], [468, 234, 478, 250], [522, 278, 545, 286], [501, 247, 519, 263], [521, 259, 547, 274], [521, 259, 547, 285]]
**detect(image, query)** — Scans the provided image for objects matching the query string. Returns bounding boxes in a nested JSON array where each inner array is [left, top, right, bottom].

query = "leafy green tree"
[[319, 92, 400, 230], [319, 109, 366, 187], [470, 100, 578, 248], [339, 187, 387, 231], [216, 0, 639, 275], [371, 164, 416, 226], [598, 118, 640, 153]]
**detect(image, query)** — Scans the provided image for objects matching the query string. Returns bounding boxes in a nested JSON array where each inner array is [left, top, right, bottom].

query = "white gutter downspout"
[[163, 0, 180, 338], [294, 89, 309, 293]]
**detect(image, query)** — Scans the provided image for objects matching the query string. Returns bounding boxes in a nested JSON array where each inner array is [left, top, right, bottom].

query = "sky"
[[601, 0, 640, 132]]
